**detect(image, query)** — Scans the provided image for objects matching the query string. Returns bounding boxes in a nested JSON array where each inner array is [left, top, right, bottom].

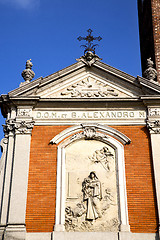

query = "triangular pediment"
[[37, 74, 135, 99], [8, 60, 160, 99]]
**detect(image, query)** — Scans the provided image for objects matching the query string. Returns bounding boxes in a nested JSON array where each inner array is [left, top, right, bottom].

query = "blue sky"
[[0, 0, 141, 141]]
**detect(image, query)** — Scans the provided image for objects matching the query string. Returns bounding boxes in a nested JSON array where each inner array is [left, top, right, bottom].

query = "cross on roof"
[[77, 29, 102, 54]]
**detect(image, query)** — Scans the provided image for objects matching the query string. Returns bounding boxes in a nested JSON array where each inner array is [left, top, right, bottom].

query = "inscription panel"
[[34, 110, 146, 121]]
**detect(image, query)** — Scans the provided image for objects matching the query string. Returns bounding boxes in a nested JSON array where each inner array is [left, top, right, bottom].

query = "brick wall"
[[151, 0, 160, 83], [114, 126, 158, 233], [25, 125, 158, 233]]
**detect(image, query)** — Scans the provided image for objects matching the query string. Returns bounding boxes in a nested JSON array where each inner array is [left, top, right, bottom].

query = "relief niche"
[[65, 139, 119, 232]]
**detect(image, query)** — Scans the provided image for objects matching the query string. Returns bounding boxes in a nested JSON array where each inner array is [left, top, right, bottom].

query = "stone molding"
[[50, 123, 131, 145]]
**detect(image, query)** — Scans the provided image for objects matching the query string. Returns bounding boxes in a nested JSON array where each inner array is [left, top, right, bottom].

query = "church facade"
[[0, 3, 160, 240]]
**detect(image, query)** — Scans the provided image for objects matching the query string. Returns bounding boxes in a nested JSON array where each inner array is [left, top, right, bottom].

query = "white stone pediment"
[[8, 60, 160, 98], [37, 74, 137, 99]]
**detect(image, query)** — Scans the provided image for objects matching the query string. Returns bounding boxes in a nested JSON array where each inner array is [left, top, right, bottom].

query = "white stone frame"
[[50, 124, 131, 232]]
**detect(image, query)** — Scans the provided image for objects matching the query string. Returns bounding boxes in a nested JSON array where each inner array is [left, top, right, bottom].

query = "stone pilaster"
[[147, 107, 160, 235], [0, 120, 15, 240], [3, 119, 34, 240]]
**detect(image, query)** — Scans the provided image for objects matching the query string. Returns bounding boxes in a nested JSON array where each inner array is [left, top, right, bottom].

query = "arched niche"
[[50, 123, 131, 233]]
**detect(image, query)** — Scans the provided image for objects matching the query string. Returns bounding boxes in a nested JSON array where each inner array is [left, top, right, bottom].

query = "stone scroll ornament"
[[71, 126, 109, 141]]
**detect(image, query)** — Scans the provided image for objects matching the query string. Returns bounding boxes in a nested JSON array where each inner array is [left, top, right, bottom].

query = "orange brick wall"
[[114, 126, 158, 233], [25, 125, 158, 233]]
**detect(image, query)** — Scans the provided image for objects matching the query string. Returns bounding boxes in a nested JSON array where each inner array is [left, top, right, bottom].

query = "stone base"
[[26, 233, 52, 240], [54, 224, 65, 232], [1, 230, 158, 240], [3, 224, 26, 240], [53, 232, 117, 240], [52, 232, 158, 240], [0, 226, 5, 240]]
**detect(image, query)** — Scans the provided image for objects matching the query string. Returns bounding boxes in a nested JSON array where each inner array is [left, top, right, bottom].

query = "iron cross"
[[77, 29, 102, 54]]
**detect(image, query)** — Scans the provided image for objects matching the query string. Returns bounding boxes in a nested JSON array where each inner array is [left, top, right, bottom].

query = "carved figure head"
[[89, 171, 98, 180], [85, 51, 94, 61]]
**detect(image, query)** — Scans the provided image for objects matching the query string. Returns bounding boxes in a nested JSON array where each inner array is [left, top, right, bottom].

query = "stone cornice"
[[141, 96, 160, 106]]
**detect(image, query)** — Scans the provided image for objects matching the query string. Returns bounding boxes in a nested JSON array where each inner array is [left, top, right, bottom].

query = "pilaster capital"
[[14, 120, 35, 135], [3, 119, 15, 137], [2, 119, 35, 136], [147, 119, 160, 134]]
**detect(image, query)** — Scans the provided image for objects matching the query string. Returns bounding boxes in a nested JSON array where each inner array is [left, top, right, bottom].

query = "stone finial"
[[21, 59, 35, 83], [143, 57, 157, 81]]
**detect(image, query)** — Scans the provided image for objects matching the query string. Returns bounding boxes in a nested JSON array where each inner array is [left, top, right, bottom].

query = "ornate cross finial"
[[77, 29, 102, 54]]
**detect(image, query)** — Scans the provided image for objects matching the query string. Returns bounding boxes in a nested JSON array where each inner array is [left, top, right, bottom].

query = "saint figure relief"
[[82, 171, 102, 220]]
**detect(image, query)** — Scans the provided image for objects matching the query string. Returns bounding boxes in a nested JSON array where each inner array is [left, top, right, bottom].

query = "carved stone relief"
[[3, 119, 15, 137], [143, 58, 157, 81], [65, 140, 119, 232], [61, 77, 119, 98], [71, 126, 108, 142], [17, 109, 32, 117], [76, 51, 102, 67], [14, 120, 34, 134], [3, 119, 34, 135], [148, 108, 160, 117], [147, 120, 160, 134], [88, 147, 114, 171]]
